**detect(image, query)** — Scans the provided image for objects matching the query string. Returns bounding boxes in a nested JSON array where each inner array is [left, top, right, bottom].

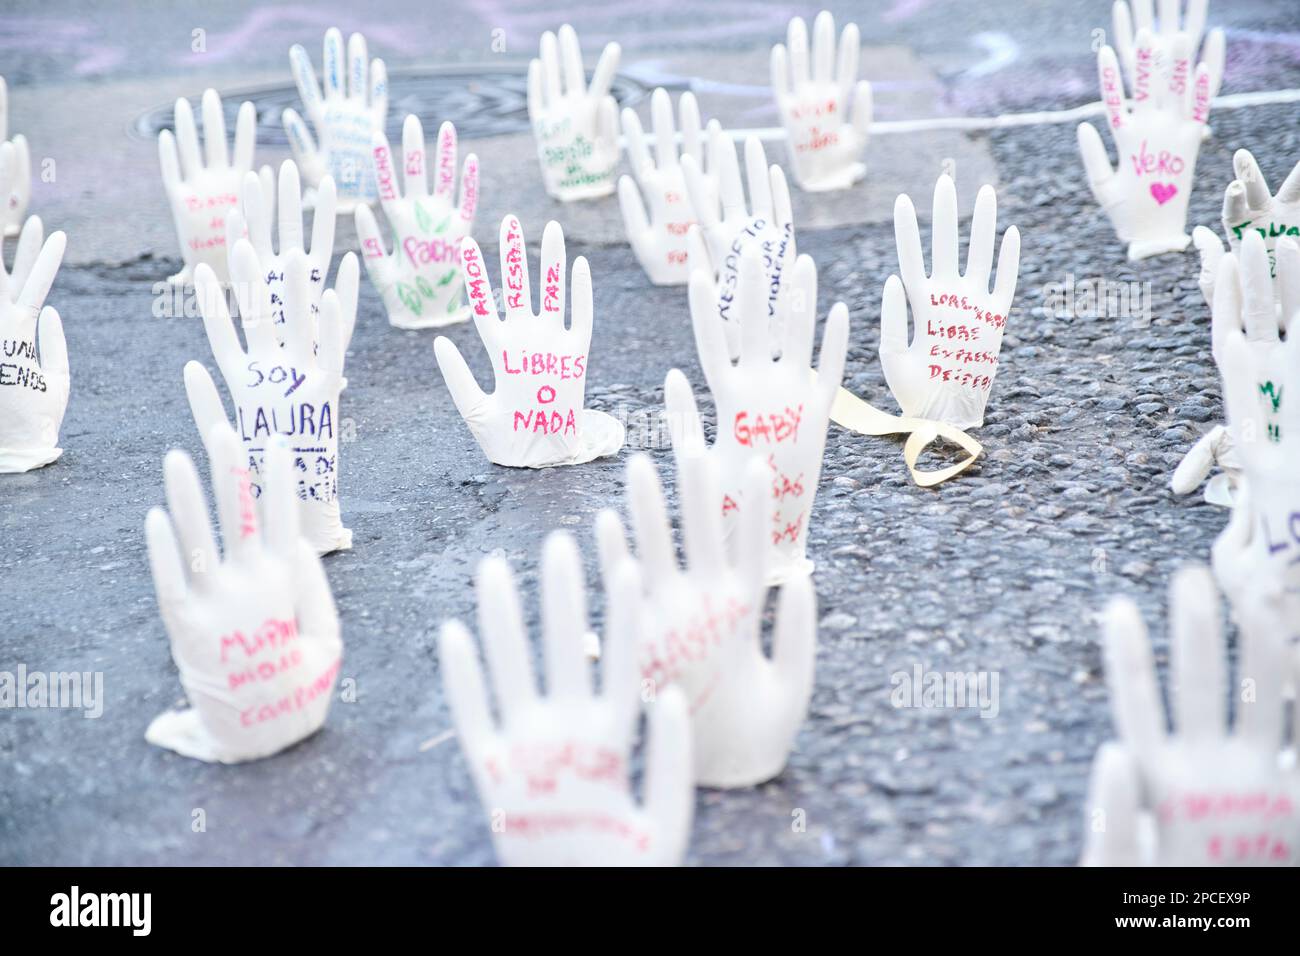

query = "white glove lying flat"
[[1082, 565, 1299, 866], [770, 10, 872, 193], [145, 423, 342, 764], [434, 216, 625, 467], [669, 246, 848, 584], [618, 89, 719, 286], [683, 132, 796, 361], [1193, 149, 1300, 309], [1077, 33, 1211, 260], [1111, 0, 1224, 132], [185, 240, 351, 554], [226, 160, 358, 357], [1211, 284, 1300, 648], [439, 531, 693, 866], [355, 116, 480, 328], [0, 77, 31, 238], [884, 173, 1020, 431], [0, 202, 67, 474], [528, 24, 620, 202], [597, 453, 816, 788], [284, 28, 388, 213], [159, 89, 267, 286], [1173, 233, 1295, 505]]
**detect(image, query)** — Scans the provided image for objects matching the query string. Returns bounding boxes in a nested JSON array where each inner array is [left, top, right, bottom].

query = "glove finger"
[[433, 335, 489, 421], [163, 448, 219, 593], [540, 531, 593, 699], [626, 453, 677, 591], [200, 88, 228, 169], [1170, 565, 1225, 741]]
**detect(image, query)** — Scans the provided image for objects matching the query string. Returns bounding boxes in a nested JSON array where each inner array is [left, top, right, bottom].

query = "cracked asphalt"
[[2, 0, 1299, 865]]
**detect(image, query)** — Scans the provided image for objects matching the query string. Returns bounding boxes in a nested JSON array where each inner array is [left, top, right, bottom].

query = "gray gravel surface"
[[2, 0, 1299, 866]]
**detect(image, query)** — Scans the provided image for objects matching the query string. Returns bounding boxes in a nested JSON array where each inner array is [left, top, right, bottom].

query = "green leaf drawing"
[[414, 203, 433, 234], [397, 283, 423, 316]]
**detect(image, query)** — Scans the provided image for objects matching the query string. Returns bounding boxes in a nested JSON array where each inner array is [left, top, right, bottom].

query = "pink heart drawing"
[[1150, 182, 1178, 205]]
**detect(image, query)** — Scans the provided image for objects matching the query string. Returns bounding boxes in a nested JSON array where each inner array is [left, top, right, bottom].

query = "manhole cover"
[[134, 66, 651, 144]]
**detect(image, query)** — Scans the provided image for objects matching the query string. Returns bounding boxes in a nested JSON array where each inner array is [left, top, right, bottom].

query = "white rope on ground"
[[711, 88, 1300, 141]]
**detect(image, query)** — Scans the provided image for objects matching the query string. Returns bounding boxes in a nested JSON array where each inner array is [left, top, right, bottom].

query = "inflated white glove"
[[184, 240, 351, 554], [527, 24, 620, 201], [0, 77, 31, 238], [145, 423, 342, 764], [596, 453, 816, 788], [883, 174, 1020, 431], [225, 161, 358, 355], [1193, 150, 1300, 309], [158, 89, 265, 286], [770, 10, 872, 193], [1082, 566, 1299, 866], [1077, 34, 1211, 260], [1111, 0, 1224, 128], [618, 89, 719, 286], [355, 116, 480, 328], [434, 216, 625, 467], [1211, 289, 1300, 646], [668, 246, 848, 584], [0, 206, 67, 474], [439, 531, 693, 866], [683, 132, 796, 361], [1173, 233, 1295, 505], [283, 28, 388, 213]]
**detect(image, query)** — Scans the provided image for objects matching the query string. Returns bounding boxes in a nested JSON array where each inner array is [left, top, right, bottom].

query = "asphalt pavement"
[[2, 0, 1300, 865]]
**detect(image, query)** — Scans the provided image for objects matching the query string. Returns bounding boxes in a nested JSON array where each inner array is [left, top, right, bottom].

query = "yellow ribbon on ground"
[[826, 384, 983, 487]]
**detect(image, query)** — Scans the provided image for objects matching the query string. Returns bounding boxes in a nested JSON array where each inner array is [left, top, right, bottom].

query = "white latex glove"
[[433, 216, 625, 468], [596, 453, 817, 788], [883, 174, 1020, 431], [0, 77, 31, 238], [1077, 34, 1211, 260], [355, 116, 480, 329], [527, 24, 620, 201], [617, 89, 719, 286], [1211, 289, 1300, 646], [770, 10, 872, 193], [682, 132, 796, 360], [158, 89, 263, 286], [226, 161, 358, 356], [144, 423, 342, 764], [184, 240, 351, 554], [1111, 0, 1224, 128], [0, 208, 67, 473], [1193, 150, 1300, 309], [1082, 565, 1299, 866], [1173, 233, 1295, 504], [439, 531, 693, 866], [283, 28, 388, 213], [668, 246, 848, 584]]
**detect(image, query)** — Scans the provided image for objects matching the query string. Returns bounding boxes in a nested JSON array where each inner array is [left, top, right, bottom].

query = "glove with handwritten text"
[[145, 423, 342, 763], [1082, 566, 1299, 866], [283, 28, 387, 213], [770, 10, 872, 192], [597, 453, 816, 787], [184, 240, 351, 554], [440, 531, 693, 865], [527, 24, 620, 202], [668, 245, 847, 584], [1077, 31, 1211, 260], [618, 89, 719, 286], [355, 116, 479, 328], [434, 216, 624, 467]]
